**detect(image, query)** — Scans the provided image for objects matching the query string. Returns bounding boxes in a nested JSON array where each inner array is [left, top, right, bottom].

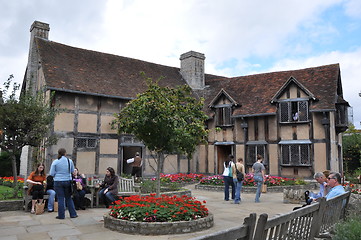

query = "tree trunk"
[[11, 150, 19, 198], [155, 152, 164, 198]]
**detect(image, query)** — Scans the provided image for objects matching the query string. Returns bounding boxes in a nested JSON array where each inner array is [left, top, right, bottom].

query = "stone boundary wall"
[[195, 183, 317, 194], [0, 200, 23, 211], [104, 213, 214, 235]]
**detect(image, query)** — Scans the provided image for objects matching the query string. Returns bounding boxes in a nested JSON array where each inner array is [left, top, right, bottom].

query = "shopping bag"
[[54, 201, 58, 212], [35, 202, 45, 215], [127, 158, 134, 164], [261, 184, 267, 193]]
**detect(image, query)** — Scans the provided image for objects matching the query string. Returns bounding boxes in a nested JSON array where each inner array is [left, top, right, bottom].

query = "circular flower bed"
[[104, 194, 213, 235], [109, 194, 208, 222]]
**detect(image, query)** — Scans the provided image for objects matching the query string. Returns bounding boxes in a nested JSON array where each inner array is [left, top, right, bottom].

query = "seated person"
[[325, 172, 345, 200], [45, 175, 56, 212], [306, 172, 328, 203], [98, 167, 119, 208], [72, 168, 87, 210], [27, 163, 46, 214]]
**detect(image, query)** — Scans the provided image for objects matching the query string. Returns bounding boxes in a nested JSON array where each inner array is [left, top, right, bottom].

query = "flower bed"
[[199, 174, 305, 187], [104, 194, 213, 235]]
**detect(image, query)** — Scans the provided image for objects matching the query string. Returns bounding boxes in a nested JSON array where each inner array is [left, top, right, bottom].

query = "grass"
[[0, 185, 23, 200], [333, 215, 361, 240]]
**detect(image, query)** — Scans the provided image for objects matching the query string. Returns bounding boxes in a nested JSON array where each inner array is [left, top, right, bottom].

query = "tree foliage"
[[111, 74, 208, 196], [343, 124, 361, 174], [0, 75, 57, 190]]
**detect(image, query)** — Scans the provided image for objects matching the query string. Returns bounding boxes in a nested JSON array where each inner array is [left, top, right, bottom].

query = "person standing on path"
[[252, 154, 265, 203], [233, 158, 245, 204], [50, 148, 78, 219], [131, 152, 143, 179], [222, 154, 235, 201]]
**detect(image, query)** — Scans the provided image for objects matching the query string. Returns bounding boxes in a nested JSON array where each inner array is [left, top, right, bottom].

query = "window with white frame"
[[216, 106, 233, 126], [281, 144, 310, 166], [76, 138, 97, 149], [279, 100, 309, 123]]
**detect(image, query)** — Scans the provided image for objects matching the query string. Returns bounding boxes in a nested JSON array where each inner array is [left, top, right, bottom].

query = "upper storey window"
[[216, 106, 233, 127], [279, 100, 309, 123]]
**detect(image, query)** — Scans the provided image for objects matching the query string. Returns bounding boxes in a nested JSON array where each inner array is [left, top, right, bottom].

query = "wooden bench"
[[118, 176, 140, 197], [23, 185, 94, 211]]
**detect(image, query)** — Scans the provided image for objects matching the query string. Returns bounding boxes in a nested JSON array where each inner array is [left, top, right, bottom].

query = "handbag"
[[235, 166, 244, 181], [261, 184, 267, 193], [35, 202, 45, 215], [76, 181, 83, 190], [54, 201, 58, 212]]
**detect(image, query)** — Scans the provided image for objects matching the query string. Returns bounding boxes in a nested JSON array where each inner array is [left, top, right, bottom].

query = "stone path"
[[0, 185, 300, 240]]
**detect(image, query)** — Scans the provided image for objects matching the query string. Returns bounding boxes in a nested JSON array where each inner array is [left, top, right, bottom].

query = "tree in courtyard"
[[343, 124, 361, 175], [0, 75, 57, 194], [111, 74, 208, 196]]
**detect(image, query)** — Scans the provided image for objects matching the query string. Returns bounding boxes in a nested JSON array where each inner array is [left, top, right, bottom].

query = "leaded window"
[[279, 100, 309, 123], [281, 144, 310, 166], [216, 106, 233, 126], [246, 144, 266, 166], [76, 138, 97, 149]]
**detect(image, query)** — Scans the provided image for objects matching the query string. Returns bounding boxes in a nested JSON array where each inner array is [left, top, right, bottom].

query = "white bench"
[[118, 176, 140, 196]]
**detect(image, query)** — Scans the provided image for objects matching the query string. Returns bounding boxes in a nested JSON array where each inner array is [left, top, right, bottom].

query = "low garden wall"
[[104, 213, 214, 235], [0, 200, 23, 211], [195, 183, 317, 194]]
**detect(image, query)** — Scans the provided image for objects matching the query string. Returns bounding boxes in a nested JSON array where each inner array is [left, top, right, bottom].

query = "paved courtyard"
[[0, 184, 300, 240]]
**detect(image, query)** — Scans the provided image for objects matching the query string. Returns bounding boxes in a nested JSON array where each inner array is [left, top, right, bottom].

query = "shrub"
[[333, 215, 361, 240]]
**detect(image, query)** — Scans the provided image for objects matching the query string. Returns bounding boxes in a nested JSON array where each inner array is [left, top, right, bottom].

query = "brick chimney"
[[26, 21, 50, 93], [180, 51, 205, 89]]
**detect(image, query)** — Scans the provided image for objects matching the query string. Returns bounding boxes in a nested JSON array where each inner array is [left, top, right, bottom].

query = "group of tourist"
[[27, 148, 142, 219], [222, 154, 345, 204], [222, 154, 265, 203]]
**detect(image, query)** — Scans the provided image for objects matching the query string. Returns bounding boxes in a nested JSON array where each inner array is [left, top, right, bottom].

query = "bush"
[[140, 179, 182, 193], [333, 215, 361, 240]]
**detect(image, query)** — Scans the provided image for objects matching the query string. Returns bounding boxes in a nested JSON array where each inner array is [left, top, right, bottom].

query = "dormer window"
[[215, 105, 233, 127], [279, 100, 309, 123]]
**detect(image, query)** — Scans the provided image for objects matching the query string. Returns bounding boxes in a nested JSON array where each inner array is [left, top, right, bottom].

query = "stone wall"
[[0, 200, 23, 211], [196, 183, 316, 195], [104, 213, 213, 235]]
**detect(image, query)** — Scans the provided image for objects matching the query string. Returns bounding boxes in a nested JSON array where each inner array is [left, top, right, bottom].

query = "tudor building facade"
[[21, 21, 349, 179]]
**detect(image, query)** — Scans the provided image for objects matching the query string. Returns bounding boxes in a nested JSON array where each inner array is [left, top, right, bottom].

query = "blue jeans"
[[233, 179, 243, 204], [98, 188, 117, 207], [46, 189, 56, 211], [223, 176, 235, 201], [254, 175, 264, 202], [54, 181, 77, 219]]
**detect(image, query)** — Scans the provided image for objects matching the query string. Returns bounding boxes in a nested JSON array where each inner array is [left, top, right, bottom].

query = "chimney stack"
[[26, 21, 50, 94], [180, 51, 205, 89], [30, 21, 50, 40]]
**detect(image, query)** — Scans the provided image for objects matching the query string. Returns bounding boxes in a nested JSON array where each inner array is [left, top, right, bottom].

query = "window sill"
[[281, 164, 312, 167], [279, 121, 310, 124]]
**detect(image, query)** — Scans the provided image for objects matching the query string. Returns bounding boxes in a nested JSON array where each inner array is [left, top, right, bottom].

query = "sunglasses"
[[327, 177, 336, 180]]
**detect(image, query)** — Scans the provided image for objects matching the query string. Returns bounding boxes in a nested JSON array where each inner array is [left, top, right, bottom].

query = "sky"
[[1, 0, 361, 128]]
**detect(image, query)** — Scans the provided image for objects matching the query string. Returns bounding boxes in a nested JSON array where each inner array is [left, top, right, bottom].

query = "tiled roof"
[[36, 38, 345, 117], [202, 64, 342, 117]]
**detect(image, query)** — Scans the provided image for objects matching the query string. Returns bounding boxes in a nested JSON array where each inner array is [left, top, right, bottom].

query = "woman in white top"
[[222, 154, 235, 201]]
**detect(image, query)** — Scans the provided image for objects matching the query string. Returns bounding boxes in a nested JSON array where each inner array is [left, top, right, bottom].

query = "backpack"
[[236, 165, 244, 181]]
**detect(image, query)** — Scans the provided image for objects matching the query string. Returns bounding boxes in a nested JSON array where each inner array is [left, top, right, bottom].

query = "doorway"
[[122, 146, 142, 175], [216, 145, 233, 174]]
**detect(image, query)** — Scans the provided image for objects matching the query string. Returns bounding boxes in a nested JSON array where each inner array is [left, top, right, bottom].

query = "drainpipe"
[[321, 112, 331, 170]]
